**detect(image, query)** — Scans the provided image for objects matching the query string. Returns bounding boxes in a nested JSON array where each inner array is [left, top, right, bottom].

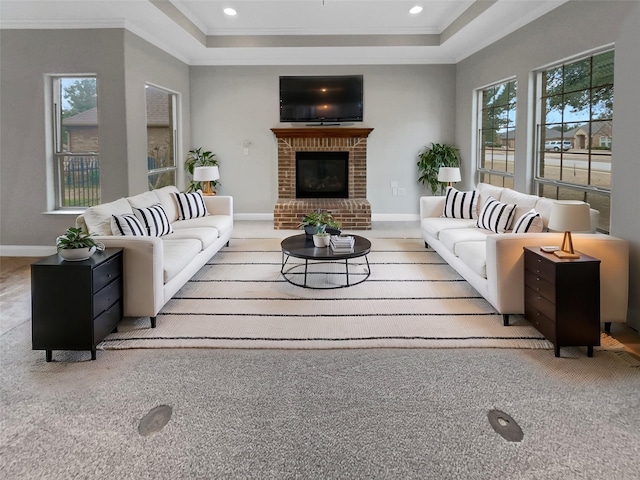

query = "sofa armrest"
[[420, 196, 445, 219], [487, 233, 629, 323], [94, 236, 165, 319], [204, 195, 233, 216]]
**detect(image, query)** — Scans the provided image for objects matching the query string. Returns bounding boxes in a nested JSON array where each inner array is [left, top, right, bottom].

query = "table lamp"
[[438, 167, 461, 187], [193, 166, 219, 196], [547, 200, 591, 259]]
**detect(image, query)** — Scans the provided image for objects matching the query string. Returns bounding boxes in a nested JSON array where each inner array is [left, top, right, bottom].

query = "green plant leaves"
[[417, 143, 461, 195]]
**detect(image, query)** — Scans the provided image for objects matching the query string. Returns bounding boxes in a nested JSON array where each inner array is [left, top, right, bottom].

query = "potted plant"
[[417, 142, 461, 195], [312, 225, 331, 248], [299, 210, 341, 239], [56, 227, 105, 261], [185, 147, 220, 193]]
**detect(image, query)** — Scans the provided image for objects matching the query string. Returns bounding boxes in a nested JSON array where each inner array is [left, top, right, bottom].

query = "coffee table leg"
[[345, 259, 350, 286], [304, 259, 309, 287]]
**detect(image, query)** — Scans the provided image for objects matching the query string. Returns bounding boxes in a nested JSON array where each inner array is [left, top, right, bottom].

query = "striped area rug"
[[98, 237, 559, 350]]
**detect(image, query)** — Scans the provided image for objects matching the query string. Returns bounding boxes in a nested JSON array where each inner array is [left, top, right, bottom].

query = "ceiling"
[[0, 0, 567, 65]]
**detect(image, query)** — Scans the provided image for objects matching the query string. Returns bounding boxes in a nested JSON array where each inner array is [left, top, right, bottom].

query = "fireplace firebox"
[[296, 151, 349, 198]]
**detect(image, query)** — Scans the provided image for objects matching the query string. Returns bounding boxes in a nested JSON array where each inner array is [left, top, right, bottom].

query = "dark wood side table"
[[31, 248, 123, 361], [523, 246, 600, 357]]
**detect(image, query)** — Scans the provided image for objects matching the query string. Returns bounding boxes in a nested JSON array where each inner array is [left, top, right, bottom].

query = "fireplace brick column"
[[271, 128, 373, 230]]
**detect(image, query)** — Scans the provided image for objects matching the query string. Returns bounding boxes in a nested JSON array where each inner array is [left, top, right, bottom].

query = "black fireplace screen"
[[296, 151, 349, 198]]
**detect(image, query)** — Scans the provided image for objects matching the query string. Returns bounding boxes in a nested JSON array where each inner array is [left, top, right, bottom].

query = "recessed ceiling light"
[[224, 8, 237, 16], [410, 6, 423, 15]]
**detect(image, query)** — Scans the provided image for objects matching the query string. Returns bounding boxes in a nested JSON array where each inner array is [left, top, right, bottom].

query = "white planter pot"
[[58, 246, 96, 261], [313, 235, 330, 247]]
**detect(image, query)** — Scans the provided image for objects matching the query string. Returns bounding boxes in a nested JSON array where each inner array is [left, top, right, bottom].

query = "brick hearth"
[[271, 127, 373, 230]]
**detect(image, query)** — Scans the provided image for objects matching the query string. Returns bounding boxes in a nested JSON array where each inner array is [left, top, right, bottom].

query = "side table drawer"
[[524, 250, 555, 283], [525, 286, 556, 321], [94, 300, 122, 344], [524, 270, 555, 303], [93, 255, 121, 293], [525, 302, 556, 343], [93, 277, 122, 318]]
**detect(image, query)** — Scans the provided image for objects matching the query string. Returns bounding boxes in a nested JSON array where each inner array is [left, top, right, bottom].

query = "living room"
[[1, 1, 640, 476]]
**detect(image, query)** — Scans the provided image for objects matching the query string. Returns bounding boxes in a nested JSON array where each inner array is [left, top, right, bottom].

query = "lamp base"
[[201, 182, 216, 196], [553, 250, 580, 259]]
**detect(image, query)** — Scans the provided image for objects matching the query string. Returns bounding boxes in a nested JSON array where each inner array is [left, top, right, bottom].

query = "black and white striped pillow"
[[111, 213, 146, 236], [442, 186, 478, 219], [513, 209, 544, 234], [134, 204, 173, 237], [172, 190, 207, 220], [476, 196, 516, 233]]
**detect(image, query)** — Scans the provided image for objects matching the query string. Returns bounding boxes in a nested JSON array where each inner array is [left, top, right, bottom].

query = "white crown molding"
[[123, 20, 191, 65], [0, 19, 126, 29]]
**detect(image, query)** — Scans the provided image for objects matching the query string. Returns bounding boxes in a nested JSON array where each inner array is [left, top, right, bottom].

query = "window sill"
[[42, 210, 85, 216]]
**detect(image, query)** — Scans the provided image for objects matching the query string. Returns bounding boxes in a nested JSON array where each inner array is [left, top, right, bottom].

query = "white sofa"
[[76, 186, 233, 328], [420, 183, 629, 329]]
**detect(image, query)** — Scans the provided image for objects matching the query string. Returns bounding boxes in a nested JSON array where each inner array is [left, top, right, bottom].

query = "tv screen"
[[279, 75, 363, 123]]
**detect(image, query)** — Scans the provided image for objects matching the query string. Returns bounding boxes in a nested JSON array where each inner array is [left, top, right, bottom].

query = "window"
[[51, 76, 100, 208], [146, 85, 177, 190], [476, 79, 517, 189], [535, 49, 614, 232]]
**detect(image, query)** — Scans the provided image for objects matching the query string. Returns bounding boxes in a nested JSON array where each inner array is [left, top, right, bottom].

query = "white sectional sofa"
[[420, 183, 629, 328], [76, 186, 233, 328]]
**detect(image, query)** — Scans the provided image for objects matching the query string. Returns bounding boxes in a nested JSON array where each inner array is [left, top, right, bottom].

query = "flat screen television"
[[279, 75, 363, 124]]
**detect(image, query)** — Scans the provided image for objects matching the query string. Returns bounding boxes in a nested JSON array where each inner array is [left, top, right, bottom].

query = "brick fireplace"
[[271, 127, 373, 230]]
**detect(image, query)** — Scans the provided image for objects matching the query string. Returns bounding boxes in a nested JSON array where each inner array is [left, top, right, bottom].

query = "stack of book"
[[330, 235, 355, 253]]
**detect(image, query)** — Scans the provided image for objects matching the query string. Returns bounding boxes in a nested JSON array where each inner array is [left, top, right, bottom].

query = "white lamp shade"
[[437, 167, 461, 183], [193, 166, 220, 182], [548, 201, 591, 232]]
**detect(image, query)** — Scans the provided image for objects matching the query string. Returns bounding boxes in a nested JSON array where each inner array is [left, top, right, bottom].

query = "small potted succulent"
[[312, 224, 331, 248], [56, 227, 105, 261], [299, 210, 341, 239]]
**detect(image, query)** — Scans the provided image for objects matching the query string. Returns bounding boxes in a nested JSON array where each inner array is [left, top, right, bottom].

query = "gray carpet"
[[2, 317, 640, 479]]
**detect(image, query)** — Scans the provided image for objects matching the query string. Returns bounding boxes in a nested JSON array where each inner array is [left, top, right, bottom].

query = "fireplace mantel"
[[271, 127, 373, 139]]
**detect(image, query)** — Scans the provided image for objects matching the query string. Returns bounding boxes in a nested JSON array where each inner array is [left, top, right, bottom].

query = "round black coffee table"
[[280, 234, 371, 289]]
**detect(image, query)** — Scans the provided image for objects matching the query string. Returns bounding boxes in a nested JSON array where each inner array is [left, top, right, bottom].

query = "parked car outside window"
[[544, 140, 572, 151]]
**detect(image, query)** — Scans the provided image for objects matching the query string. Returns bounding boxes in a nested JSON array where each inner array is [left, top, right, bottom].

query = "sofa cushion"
[[161, 238, 201, 283], [165, 227, 220, 250], [172, 215, 233, 236], [153, 185, 181, 223], [111, 214, 147, 236], [477, 196, 517, 233], [127, 191, 160, 210], [454, 241, 487, 279], [83, 197, 133, 235], [134, 204, 174, 237], [500, 189, 540, 224], [443, 186, 478, 219], [421, 217, 477, 240], [172, 190, 207, 220], [512, 209, 544, 234], [476, 183, 505, 215], [439, 227, 491, 253]]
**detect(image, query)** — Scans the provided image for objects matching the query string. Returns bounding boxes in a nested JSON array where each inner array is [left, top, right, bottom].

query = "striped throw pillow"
[[513, 209, 544, 234], [134, 204, 173, 237], [111, 214, 146, 236], [476, 196, 516, 233], [172, 190, 208, 220], [442, 186, 478, 219]]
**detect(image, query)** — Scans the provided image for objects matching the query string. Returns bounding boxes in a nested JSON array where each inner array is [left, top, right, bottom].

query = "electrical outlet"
[[392, 187, 398, 196], [397, 188, 406, 196]]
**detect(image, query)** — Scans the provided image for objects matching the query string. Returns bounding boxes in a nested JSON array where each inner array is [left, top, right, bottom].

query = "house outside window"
[[146, 84, 178, 190], [535, 49, 614, 232], [51, 76, 100, 208], [476, 79, 516, 188]]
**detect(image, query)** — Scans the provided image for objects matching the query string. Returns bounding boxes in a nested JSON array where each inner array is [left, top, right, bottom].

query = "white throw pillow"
[[172, 190, 208, 220], [111, 214, 147, 236], [512, 209, 544, 234], [476, 196, 516, 233], [442, 186, 478, 220], [134, 204, 174, 237]]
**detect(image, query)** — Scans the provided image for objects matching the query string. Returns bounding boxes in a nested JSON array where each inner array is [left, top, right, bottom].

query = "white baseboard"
[[0, 245, 56, 257]]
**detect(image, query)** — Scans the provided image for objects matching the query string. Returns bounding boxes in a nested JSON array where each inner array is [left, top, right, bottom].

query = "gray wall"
[[455, 0, 640, 328], [189, 64, 455, 216], [0, 29, 190, 252]]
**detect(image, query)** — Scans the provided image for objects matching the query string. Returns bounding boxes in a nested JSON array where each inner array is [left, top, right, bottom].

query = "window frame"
[[533, 47, 614, 232], [48, 74, 100, 210], [145, 83, 179, 191], [475, 78, 517, 189]]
